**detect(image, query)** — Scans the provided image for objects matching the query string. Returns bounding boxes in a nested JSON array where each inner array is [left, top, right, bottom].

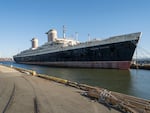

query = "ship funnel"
[[46, 29, 57, 42], [31, 38, 38, 49]]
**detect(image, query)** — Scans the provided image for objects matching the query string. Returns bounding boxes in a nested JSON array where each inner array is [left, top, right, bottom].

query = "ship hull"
[[19, 61, 131, 69], [14, 39, 139, 69]]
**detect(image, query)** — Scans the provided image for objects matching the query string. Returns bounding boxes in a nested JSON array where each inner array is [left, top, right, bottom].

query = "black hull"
[[14, 39, 138, 69]]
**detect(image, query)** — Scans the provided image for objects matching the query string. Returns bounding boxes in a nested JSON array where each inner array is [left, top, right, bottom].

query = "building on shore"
[[0, 58, 13, 61]]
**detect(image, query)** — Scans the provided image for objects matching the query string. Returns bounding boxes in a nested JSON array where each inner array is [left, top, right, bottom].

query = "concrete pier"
[[130, 64, 150, 70], [0, 65, 120, 113]]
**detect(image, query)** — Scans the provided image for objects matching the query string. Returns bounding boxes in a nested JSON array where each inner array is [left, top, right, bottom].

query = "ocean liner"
[[13, 28, 141, 69]]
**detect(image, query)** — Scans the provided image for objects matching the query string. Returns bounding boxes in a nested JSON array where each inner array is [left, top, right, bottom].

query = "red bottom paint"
[[20, 61, 131, 69]]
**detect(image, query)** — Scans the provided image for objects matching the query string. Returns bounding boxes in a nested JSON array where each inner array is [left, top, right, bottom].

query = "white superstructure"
[[14, 29, 141, 58]]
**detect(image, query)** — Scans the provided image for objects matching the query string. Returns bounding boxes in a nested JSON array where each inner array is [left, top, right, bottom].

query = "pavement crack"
[[2, 83, 15, 113], [21, 76, 40, 113], [34, 97, 40, 113]]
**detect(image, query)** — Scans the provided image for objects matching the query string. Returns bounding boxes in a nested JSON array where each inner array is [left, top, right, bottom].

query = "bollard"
[[32, 71, 37, 76]]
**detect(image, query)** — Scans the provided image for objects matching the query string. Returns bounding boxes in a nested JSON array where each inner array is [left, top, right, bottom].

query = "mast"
[[75, 32, 78, 41], [88, 33, 90, 41], [63, 25, 66, 39]]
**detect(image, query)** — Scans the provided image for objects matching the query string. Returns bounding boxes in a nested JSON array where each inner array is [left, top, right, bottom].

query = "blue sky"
[[0, 0, 150, 57]]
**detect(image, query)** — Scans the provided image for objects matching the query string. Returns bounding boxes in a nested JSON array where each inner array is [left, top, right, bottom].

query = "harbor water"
[[1, 61, 150, 100]]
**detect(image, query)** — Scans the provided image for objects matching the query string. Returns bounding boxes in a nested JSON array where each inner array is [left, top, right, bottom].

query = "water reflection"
[[130, 69, 150, 99]]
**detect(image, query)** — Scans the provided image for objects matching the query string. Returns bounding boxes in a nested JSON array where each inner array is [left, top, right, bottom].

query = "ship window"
[[110, 47, 115, 52], [128, 44, 132, 49]]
